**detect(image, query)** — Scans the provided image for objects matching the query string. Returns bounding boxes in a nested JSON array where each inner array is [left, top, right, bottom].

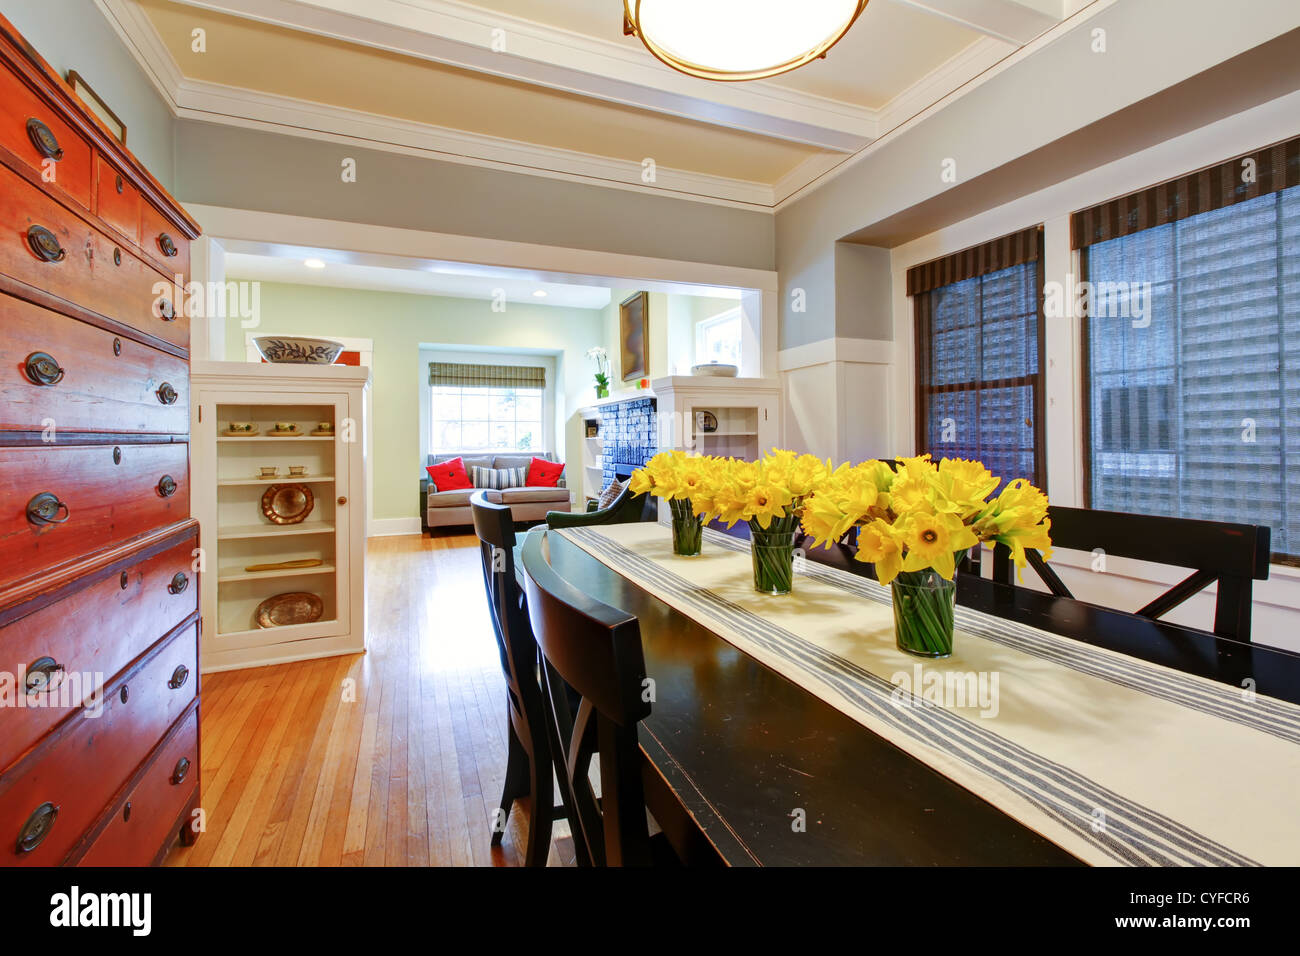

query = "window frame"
[[427, 382, 548, 456], [695, 307, 743, 368], [911, 230, 1048, 491]]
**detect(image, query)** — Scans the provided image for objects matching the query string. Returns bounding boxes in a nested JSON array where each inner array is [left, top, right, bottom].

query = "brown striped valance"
[[1072, 134, 1300, 249], [906, 226, 1043, 296], [429, 363, 546, 389]]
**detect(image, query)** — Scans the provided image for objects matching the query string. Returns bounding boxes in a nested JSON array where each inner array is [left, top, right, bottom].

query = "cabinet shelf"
[[217, 435, 336, 443], [217, 476, 336, 487], [217, 522, 335, 541], [218, 563, 337, 584]]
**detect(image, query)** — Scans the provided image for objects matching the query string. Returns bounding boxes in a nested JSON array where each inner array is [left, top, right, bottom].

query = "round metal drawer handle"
[[113, 247, 121, 267], [157, 382, 179, 405], [24, 656, 65, 697], [26, 225, 66, 263], [158, 233, 178, 257], [168, 572, 189, 595], [113, 337, 122, 357], [23, 352, 64, 386], [115, 174, 124, 195], [171, 757, 191, 786], [25, 118, 63, 161], [155, 297, 176, 322], [26, 492, 70, 526], [157, 475, 178, 498], [120, 685, 129, 705], [16, 802, 59, 854], [168, 664, 190, 690], [113, 446, 122, 465]]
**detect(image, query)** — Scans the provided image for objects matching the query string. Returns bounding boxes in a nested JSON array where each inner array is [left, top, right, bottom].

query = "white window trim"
[[427, 382, 549, 456], [695, 306, 743, 367]]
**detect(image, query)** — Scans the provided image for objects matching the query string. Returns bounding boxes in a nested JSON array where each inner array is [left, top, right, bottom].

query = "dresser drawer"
[[0, 534, 198, 773], [0, 443, 189, 592], [140, 201, 188, 280], [94, 153, 140, 244], [0, 167, 188, 351], [0, 293, 188, 435], [0, 622, 199, 866], [0, 65, 92, 210], [76, 706, 198, 867]]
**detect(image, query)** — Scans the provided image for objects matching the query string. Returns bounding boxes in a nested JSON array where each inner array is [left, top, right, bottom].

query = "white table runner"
[[557, 523, 1300, 866]]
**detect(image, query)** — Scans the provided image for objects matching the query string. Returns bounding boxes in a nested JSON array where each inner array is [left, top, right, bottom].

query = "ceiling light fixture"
[[533, 290, 548, 297], [623, 0, 868, 82], [304, 258, 326, 269]]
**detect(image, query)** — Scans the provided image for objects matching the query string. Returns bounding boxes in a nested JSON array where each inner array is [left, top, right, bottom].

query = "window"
[[428, 363, 546, 453], [909, 227, 1046, 489], [696, 309, 742, 368], [1076, 136, 1300, 561]]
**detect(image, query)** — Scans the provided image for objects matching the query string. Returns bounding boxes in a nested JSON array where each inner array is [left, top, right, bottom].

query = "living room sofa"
[[421, 452, 571, 531]]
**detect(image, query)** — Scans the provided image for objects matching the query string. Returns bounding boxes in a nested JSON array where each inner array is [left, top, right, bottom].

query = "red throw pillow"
[[426, 457, 472, 492], [527, 457, 564, 487]]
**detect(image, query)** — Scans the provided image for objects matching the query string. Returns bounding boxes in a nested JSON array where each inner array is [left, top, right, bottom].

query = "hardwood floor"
[[165, 532, 575, 867]]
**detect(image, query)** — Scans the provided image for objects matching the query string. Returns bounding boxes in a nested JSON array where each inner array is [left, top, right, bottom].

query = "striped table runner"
[[557, 523, 1300, 866]]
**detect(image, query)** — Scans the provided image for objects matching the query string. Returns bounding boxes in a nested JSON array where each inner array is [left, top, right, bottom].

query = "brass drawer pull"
[[168, 572, 189, 595], [16, 802, 59, 854], [25, 118, 63, 160], [156, 297, 176, 322], [157, 382, 179, 405], [26, 225, 66, 262], [23, 352, 64, 386], [158, 233, 178, 257], [168, 664, 190, 690], [157, 475, 178, 498], [26, 492, 70, 526], [171, 757, 191, 786], [24, 656, 64, 696], [115, 174, 124, 194]]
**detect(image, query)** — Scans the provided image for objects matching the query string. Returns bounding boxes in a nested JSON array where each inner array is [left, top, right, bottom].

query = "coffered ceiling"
[[98, 0, 1086, 208]]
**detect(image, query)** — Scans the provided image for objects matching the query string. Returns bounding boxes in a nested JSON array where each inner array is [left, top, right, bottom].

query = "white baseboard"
[[369, 517, 423, 537], [201, 636, 366, 673]]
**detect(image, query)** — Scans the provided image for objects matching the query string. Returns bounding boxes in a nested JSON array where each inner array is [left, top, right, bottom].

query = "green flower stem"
[[669, 498, 703, 556], [750, 514, 797, 595], [891, 569, 957, 658]]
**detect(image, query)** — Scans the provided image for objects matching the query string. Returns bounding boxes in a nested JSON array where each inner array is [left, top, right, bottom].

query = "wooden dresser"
[[0, 15, 202, 866]]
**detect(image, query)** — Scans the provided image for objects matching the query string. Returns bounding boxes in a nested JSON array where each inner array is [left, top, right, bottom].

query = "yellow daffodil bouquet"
[[627, 450, 719, 555], [801, 455, 1052, 657], [690, 450, 832, 594]]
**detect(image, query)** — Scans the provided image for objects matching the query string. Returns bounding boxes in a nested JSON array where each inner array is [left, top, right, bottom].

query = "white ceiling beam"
[[889, 0, 1064, 45], [167, 0, 877, 152]]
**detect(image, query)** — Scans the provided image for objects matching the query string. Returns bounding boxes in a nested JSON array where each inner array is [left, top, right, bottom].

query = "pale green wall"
[[224, 281, 603, 522]]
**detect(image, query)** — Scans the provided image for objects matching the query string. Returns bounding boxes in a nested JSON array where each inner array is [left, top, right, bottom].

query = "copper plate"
[[255, 592, 324, 628], [261, 483, 315, 524]]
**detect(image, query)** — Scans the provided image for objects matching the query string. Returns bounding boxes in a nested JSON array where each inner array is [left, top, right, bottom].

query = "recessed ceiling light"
[[304, 258, 326, 269], [533, 290, 548, 297]]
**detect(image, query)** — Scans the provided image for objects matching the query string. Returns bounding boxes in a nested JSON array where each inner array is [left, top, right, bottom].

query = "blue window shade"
[[1084, 185, 1299, 560], [913, 253, 1046, 489]]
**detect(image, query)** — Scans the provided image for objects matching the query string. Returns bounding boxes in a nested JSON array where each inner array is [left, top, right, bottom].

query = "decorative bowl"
[[255, 592, 324, 628], [252, 336, 345, 365], [691, 363, 738, 377]]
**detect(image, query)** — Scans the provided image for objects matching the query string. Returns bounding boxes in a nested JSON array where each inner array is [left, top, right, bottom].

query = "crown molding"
[[173, 77, 778, 209]]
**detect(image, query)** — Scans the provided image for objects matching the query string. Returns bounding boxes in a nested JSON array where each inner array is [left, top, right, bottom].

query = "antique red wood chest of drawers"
[[0, 13, 202, 866]]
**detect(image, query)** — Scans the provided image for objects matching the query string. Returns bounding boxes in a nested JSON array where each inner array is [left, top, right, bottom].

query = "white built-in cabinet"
[[191, 361, 370, 672], [651, 376, 782, 462]]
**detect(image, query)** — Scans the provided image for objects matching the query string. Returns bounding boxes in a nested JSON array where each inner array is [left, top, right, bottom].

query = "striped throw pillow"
[[471, 465, 527, 490], [597, 479, 625, 511]]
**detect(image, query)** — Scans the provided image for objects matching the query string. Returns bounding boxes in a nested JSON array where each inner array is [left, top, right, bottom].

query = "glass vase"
[[596, 385, 609, 398], [750, 519, 796, 595], [890, 568, 957, 658], [669, 498, 703, 557]]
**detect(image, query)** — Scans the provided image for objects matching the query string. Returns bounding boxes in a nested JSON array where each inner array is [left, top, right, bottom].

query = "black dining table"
[[522, 523, 1300, 867]]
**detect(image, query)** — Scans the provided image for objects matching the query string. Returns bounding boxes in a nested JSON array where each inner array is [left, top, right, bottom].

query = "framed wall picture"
[[619, 291, 648, 381], [67, 71, 127, 144]]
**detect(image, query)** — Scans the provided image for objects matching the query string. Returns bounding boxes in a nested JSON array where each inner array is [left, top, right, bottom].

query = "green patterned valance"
[[429, 363, 546, 389]]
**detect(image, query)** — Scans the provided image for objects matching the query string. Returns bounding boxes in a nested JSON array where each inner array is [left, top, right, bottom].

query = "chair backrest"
[[519, 529, 654, 866], [991, 505, 1271, 641], [546, 484, 657, 528], [470, 492, 547, 755]]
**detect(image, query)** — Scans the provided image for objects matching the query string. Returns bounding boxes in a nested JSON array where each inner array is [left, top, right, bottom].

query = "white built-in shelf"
[[217, 522, 336, 541], [217, 435, 336, 443], [217, 476, 337, 487], [700, 431, 759, 437], [218, 563, 337, 584]]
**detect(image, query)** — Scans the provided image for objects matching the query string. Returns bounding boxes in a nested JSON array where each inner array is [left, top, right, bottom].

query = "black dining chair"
[[519, 528, 723, 867], [990, 505, 1271, 642], [471, 490, 583, 866], [545, 483, 657, 529]]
